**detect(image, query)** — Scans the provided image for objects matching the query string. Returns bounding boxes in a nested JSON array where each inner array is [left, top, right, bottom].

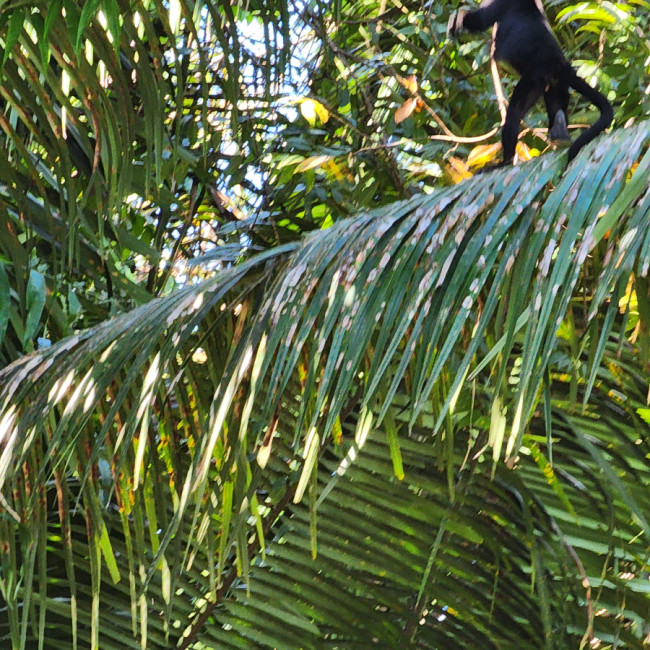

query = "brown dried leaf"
[[394, 97, 418, 124]]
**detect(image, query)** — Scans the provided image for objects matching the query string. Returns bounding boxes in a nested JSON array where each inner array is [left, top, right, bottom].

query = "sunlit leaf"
[[396, 73, 418, 93], [394, 97, 418, 124], [295, 155, 334, 173], [467, 143, 502, 168], [444, 155, 473, 182], [300, 98, 330, 126]]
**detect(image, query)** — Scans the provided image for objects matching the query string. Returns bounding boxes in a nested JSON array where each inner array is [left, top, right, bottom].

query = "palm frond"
[[0, 0, 294, 346], [0, 125, 649, 647]]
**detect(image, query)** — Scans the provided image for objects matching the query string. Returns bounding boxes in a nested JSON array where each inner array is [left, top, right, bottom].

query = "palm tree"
[[0, 0, 649, 648]]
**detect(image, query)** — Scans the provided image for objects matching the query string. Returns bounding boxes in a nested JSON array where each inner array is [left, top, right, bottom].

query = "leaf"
[[384, 411, 404, 480], [323, 159, 354, 182], [396, 73, 418, 93], [394, 97, 418, 125], [557, 6, 618, 24], [3, 9, 25, 66], [300, 98, 330, 126], [44, 0, 63, 41], [23, 270, 46, 348], [218, 481, 234, 579], [62, 0, 81, 51], [294, 429, 320, 503], [444, 156, 473, 183], [0, 118, 649, 647], [467, 143, 502, 169], [515, 142, 539, 162], [0, 263, 10, 345], [76, 0, 101, 51], [294, 155, 334, 173], [312, 100, 330, 124], [102, 0, 121, 52], [489, 395, 507, 463], [527, 439, 575, 517]]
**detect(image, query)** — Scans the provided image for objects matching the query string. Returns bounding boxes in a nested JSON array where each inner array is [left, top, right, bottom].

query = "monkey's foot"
[[549, 110, 571, 142]]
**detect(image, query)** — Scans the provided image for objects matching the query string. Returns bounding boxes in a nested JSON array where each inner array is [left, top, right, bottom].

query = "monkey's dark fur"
[[449, 0, 613, 164]]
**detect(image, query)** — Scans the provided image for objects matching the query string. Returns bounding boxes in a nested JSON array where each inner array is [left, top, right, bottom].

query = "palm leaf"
[[1, 125, 649, 647], [0, 0, 293, 352]]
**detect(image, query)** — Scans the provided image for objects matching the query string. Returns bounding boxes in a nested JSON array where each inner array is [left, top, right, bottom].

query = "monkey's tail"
[[565, 68, 613, 161]]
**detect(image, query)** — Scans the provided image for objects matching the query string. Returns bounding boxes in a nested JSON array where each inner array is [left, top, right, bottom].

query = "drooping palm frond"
[[0, 125, 649, 647], [0, 0, 295, 359]]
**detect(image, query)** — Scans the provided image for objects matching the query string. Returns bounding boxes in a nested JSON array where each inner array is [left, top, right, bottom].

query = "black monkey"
[[448, 0, 613, 164]]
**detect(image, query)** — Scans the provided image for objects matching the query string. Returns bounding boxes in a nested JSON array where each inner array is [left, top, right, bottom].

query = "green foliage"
[[1, 125, 650, 647], [0, 0, 647, 361], [0, 0, 649, 648]]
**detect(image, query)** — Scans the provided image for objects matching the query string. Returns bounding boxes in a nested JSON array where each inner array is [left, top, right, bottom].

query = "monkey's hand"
[[447, 8, 468, 36]]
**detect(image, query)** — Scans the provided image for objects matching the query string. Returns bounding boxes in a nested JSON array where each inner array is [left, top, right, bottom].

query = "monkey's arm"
[[448, 0, 509, 34]]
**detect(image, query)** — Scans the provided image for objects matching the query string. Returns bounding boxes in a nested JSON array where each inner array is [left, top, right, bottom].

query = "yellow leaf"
[[294, 155, 333, 173], [516, 142, 539, 161], [324, 159, 353, 182], [445, 156, 473, 183], [300, 99, 317, 126], [396, 73, 418, 93], [489, 395, 507, 463], [618, 275, 637, 313], [257, 441, 272, 469], [394, 97, 418, 124], [467, 143, 502, 169], [627, 161, 639, 181], [313, 100, 330, 124], [300, 98, 329, 126]]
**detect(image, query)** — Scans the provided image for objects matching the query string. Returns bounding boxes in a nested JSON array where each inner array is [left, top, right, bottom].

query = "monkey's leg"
[[502, 78, 544, 164], [544, 82, 571, 142]]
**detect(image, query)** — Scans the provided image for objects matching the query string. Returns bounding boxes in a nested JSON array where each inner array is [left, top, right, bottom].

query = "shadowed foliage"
[[0, 0, 649, 648]]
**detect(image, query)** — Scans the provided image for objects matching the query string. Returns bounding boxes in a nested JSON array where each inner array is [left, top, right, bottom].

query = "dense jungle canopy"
[[0, 0, 649, 648]]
